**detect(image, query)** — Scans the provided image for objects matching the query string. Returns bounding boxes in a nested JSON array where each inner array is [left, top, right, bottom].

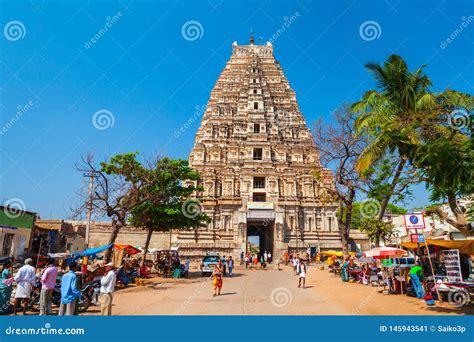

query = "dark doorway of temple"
[[246, 221, 274, 257]]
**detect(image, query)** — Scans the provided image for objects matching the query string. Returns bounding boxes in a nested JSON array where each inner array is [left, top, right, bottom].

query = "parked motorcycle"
[[435, 281, 473, 307], [30, 279, 91, 313]]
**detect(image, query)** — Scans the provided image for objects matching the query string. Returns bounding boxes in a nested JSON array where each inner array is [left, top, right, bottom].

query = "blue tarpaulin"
[[73, 244, 113, 257]]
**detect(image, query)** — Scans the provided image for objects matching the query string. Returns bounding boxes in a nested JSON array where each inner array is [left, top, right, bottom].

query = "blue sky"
[[0, 0, 473, 219]]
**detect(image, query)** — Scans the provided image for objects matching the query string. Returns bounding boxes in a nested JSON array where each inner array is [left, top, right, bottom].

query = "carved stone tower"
[[178, 38, 341, 259]]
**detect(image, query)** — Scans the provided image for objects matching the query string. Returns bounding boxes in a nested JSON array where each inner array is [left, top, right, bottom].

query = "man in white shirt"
[[99, 262, 116, 315], [297, 259, 307, 289], [13, 258, 36, 315]]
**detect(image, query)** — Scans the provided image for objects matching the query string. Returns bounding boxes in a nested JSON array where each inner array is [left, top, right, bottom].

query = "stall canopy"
[[401, 239, 474, 255], [320, 250, 356, 257], [74, 243, 142, 258], [74, 244, 113, 257], [114, 244, 141, 255], [364, 246, 407, 259]]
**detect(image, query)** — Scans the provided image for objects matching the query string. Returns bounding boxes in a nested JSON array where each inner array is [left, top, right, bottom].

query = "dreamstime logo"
[[268, 12, 300, 43], [0, 100, 34, 136], [359, 20, 382, 41], [440, 16, 474, 50], [181, 20, 204, 41], [270, 287, 292, 307], [92, 109, 115, 130], [448, 109, 471, 130], [4, 20, 26, 41], [3, 198, 26, 218], [174, 104, 207, 139], [5, 322, 85, 335], [447, 290, 470, 307], [359, 199, 381, 218], [181, 199, 202, 218], [84, 11, 123, 50]]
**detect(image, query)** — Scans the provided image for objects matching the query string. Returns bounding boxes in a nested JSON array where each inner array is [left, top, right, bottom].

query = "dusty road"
[[85, 264, 472, 315]]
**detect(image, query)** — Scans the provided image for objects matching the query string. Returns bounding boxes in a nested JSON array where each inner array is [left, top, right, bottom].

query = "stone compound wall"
[[69, 221, 171, 250]]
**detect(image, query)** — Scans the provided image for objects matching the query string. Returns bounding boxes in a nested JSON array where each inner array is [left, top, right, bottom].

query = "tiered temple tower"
[[178, 37, 341, 259]]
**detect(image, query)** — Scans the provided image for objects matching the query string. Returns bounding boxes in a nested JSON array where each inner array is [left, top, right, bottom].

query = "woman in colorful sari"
[[340, 257, 350, 282], [0, 261, 13, 314], [212, 260, 223, 297]]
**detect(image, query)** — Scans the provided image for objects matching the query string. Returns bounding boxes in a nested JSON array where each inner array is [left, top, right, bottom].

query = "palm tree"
[[351, 54, 434, 220]]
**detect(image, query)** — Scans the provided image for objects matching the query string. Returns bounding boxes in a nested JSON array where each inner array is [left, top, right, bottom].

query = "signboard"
[[247, 201, 274, 210], [403, 213, 426, 230], [443, 249, 462, 282], [410, 234, 425, 243]]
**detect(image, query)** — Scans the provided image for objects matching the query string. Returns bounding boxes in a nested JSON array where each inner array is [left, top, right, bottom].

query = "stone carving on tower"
[[177, 36, 341, 258]]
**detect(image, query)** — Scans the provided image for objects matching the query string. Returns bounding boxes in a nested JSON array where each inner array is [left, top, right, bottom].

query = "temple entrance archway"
[[246, 220, 274, 258]]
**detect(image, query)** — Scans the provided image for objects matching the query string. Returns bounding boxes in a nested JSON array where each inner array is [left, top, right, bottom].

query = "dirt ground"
[[77, 264, 473, 316]]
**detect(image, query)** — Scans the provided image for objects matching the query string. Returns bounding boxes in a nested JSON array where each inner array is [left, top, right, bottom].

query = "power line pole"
[[83, 172, 96, 249]]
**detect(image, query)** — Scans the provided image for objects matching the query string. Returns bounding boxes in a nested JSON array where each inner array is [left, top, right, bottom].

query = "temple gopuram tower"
[[178, 37, 341, 259]]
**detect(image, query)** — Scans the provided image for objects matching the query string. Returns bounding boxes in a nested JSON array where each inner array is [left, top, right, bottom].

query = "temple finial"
[[250, 30, 254, 45]]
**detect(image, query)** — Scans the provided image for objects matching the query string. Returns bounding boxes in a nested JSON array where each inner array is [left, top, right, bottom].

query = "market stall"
[[400, 239, 474, 306]]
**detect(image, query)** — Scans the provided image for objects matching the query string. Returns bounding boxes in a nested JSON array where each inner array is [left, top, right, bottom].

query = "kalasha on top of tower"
[[231, 33, 273, 58]]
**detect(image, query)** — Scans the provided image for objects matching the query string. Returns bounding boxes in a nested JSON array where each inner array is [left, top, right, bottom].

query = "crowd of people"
[[0, 257, 117, 316], [212, 251, 309, 297], [243, 251, 273, 270]]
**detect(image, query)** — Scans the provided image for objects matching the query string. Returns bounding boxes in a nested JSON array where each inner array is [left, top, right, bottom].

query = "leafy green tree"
[[347, 201, 406, 232], [352, 54, 473, 236], [361, 157, 415, 205], [76, 152, 152, 262], [128, 158, 210, 266], [413, 98, 474, 235], [358, 218, 396, 247], [351, 54, 433, 221]]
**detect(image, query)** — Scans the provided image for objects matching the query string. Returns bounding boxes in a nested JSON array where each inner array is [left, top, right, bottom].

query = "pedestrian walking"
[[228, 256, 234, 277], [221, 255, 227, 276], [240, 251, 244, 266], [13, 258, 36, 315], [39, 258, 58, 315], [212, 260, 223, 296], [268, 251, 272, 263], [292, 257, 299, 276], [263, 251, 268, 263], [245, 254, 250, 269], [59, 262, 81, 316], [99, 262, 116, 315], [183, 257, 190, 278], [297, 259, 307, 289]]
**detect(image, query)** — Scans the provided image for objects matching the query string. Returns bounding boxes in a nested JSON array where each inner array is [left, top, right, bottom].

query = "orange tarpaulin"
[[401, 239, 474, 255], [114, 244, 141, 255]]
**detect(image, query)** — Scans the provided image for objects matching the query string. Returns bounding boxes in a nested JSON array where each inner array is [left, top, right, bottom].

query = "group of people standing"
[[0, 258, 117, 316], [243, 251, 272, 270]]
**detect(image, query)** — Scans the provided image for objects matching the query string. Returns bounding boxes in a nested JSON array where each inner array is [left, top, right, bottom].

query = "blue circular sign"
[[409, 215, 419, 224]]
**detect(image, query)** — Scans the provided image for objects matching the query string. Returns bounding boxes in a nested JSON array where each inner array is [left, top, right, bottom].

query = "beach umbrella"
[[364, 246, 407, 259]]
